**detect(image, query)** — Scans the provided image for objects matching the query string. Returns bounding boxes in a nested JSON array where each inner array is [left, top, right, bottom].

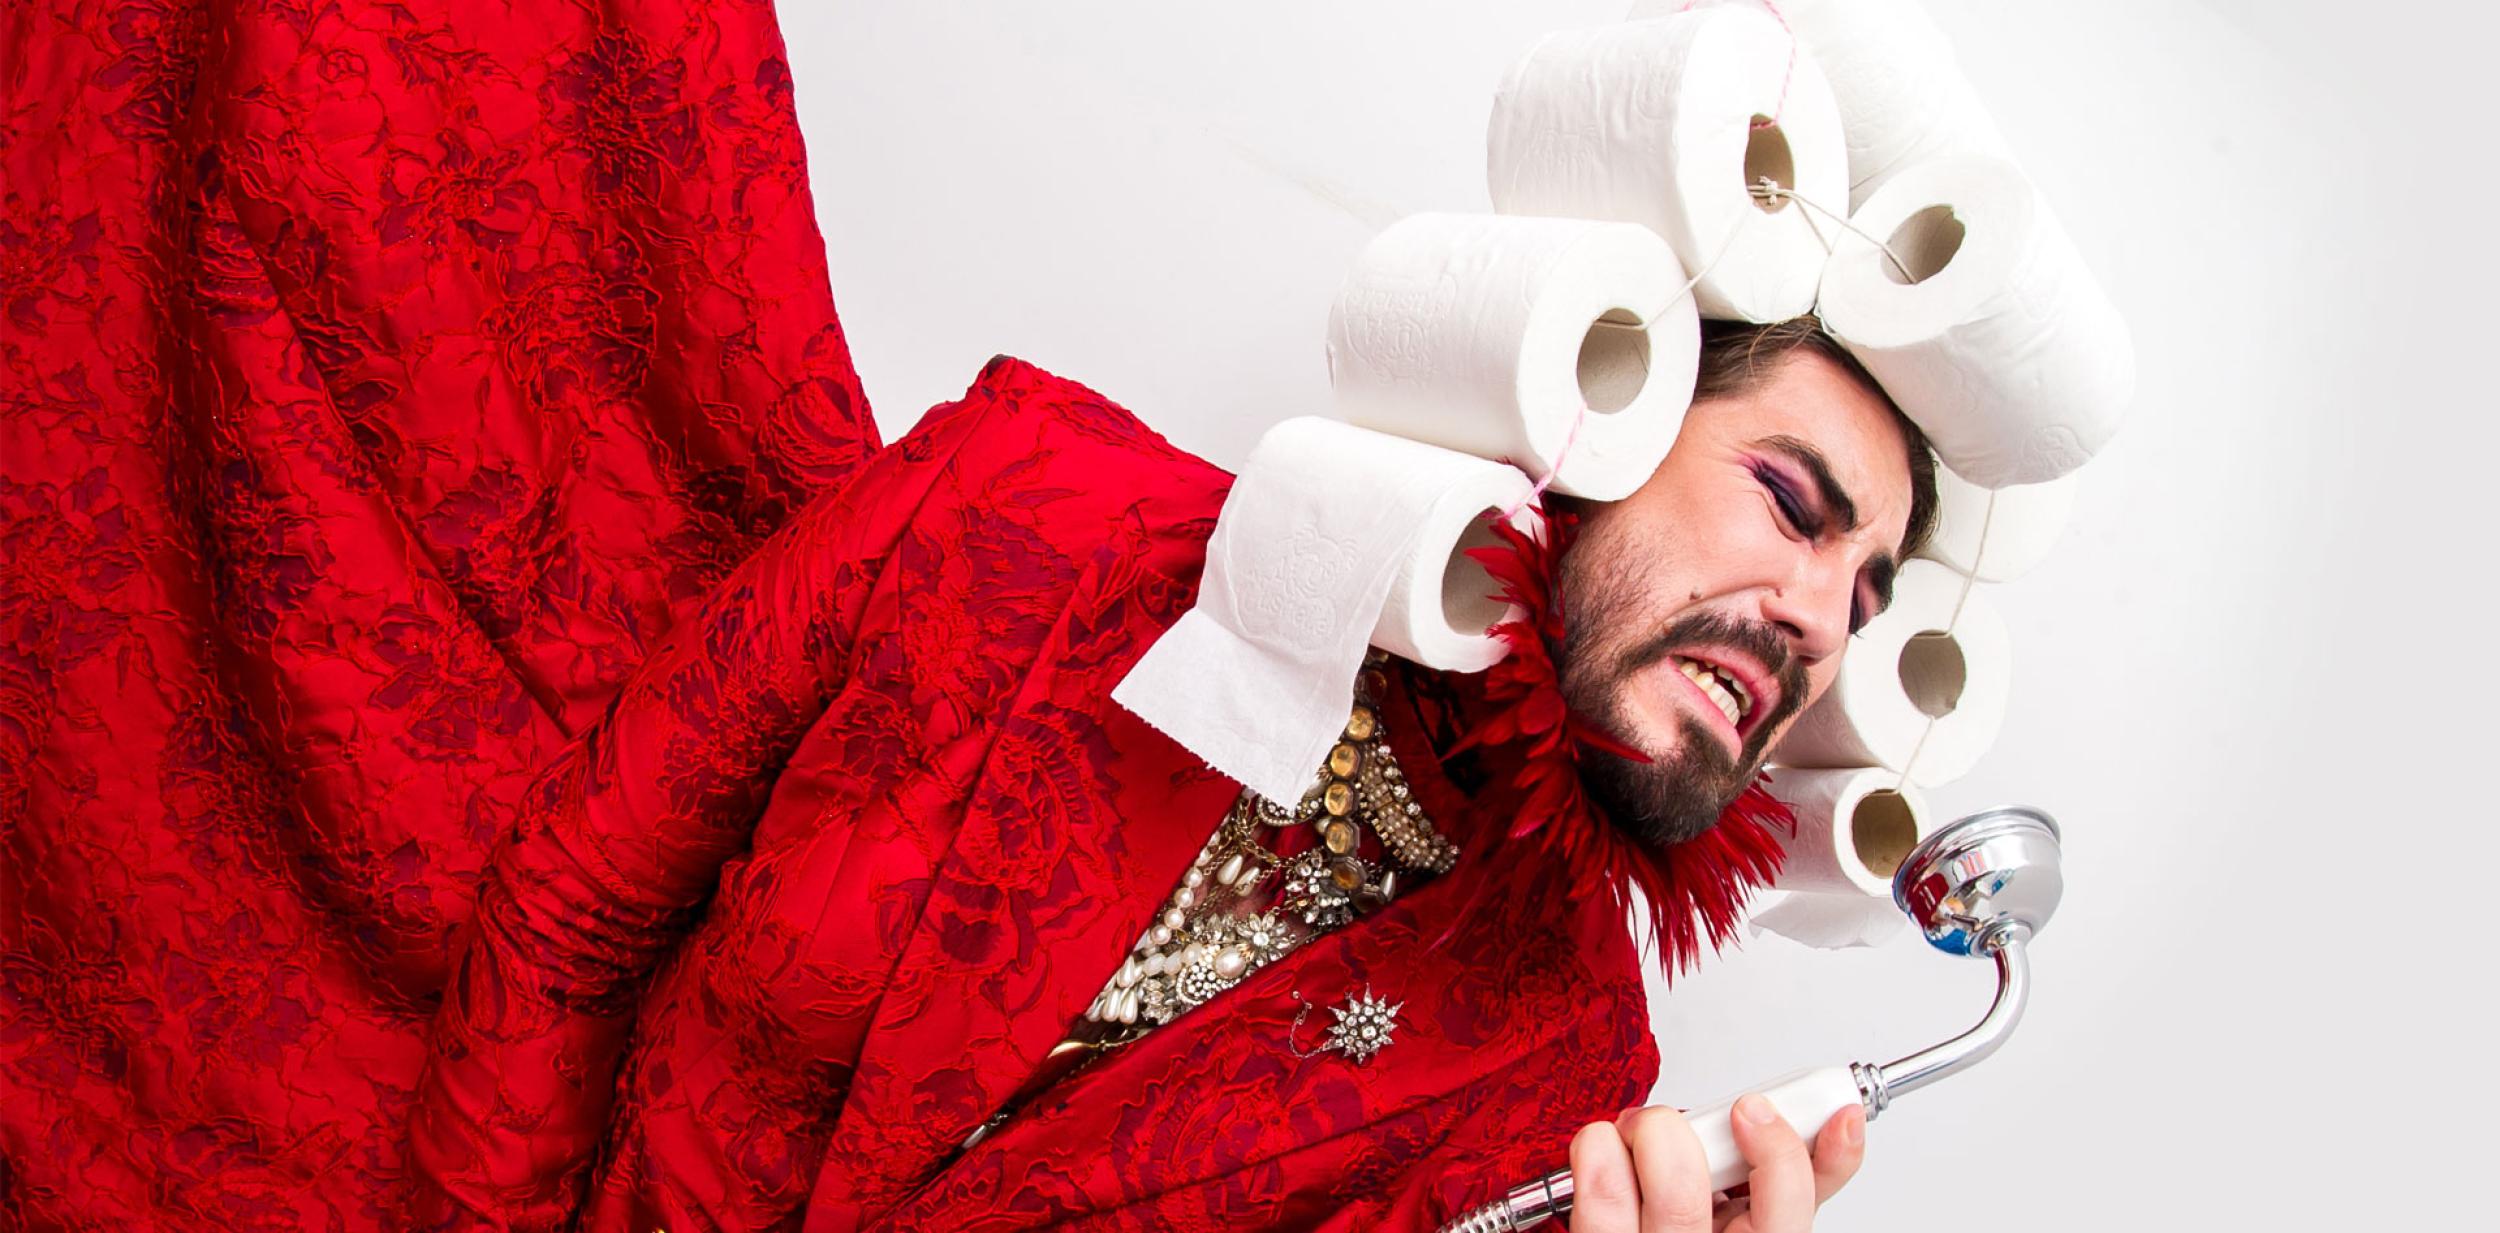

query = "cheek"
[[1664, 495, 1791, 593], [1610, 496, 1759, 593]]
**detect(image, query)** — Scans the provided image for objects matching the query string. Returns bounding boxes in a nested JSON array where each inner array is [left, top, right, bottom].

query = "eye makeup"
[[1749, 458, 1824, 537], [1750, 454, 1891, 637]]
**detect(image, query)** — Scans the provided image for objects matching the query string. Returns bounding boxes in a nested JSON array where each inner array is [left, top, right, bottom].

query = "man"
[[1549, 319, 1934, 1233], [406, 319, 1938, 1232], [0, 1, 1934, 1226]]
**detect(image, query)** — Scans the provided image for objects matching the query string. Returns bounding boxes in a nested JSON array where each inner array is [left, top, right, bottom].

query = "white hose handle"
[[1682, 1065, 1867, 1193]]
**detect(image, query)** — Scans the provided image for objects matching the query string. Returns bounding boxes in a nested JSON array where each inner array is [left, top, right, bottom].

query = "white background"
[[781, 3, 2497, 1228]]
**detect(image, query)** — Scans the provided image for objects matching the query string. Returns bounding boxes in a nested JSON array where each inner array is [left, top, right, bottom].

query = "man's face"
[[1557, 349, 1916, 848]]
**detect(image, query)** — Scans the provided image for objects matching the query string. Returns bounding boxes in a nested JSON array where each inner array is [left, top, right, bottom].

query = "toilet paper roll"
[[1750, 889, 1905, 950], [1632, 0, 2015, 211], [1765, 767, 1933, 897], [1113, 418, 1533, 803], [1770, 559, 2009, 787], [1487, 8, 1848, 322], [1373, 474, 1538, 673], [1326, 213, 1700, 501], [1818, 154, 2135, 488], [1917, 462, 2079, 583]]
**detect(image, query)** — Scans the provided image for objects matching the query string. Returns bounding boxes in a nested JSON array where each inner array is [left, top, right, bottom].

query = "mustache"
[[1614, 610, 1809, 766]]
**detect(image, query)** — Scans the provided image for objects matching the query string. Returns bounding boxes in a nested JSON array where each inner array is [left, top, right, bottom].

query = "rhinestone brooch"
[[1292, 985, 1405, 1065]]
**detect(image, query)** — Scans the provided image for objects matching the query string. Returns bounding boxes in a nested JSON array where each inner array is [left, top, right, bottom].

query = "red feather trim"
[[1456, 508, 1792, 977]]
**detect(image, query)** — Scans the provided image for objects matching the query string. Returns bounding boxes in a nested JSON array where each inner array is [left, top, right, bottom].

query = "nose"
[[1759, 559, 1854, 667]]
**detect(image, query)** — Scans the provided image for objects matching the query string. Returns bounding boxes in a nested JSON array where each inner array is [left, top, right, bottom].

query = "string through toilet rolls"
[[1748, 180, 1911, 279], [1327, 213, 1703, 503], [1501, 176, 1905, 523], [1816, 153, 2135, 488], [1651, 0, 1807, 122], [1890, 495, 1990, 792], [1487, 4, 1850, 322], [1499, 198, 1770, 521], [1770, 558, 2009, 789]]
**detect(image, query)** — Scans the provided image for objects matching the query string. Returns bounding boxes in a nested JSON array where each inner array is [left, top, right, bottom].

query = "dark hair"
[[1694, 316, 1941, 558]]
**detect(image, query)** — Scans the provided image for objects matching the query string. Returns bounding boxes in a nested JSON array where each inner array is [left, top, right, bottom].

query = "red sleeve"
[[406, 379, 1005, 1230]]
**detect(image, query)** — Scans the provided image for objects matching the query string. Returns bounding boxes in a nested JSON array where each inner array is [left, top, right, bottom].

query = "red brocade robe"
[[2, 3, 1656, 1231], [405, 356, 1660, 1232]]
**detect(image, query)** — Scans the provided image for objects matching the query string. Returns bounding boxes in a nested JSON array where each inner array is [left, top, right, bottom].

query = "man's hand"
[[1567, 1095, 1867, 1232]]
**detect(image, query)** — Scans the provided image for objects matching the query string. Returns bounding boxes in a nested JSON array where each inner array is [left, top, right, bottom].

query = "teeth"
[[1674, 657, 1746, 729], [1716, 667, 1752, 716]]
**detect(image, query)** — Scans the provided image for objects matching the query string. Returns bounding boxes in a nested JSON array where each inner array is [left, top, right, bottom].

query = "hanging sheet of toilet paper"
[[1326, 212, 1702, 501], [1113, 418, 1533, 804], [1488, 6, 1848, 323]]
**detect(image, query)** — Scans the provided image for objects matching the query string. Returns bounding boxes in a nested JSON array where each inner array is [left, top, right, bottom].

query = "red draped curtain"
[[0, 1, 877, 1226]]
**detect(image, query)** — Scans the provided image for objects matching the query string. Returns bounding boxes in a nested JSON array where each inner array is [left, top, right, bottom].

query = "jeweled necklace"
[[1071, 655, 1456, 1046]]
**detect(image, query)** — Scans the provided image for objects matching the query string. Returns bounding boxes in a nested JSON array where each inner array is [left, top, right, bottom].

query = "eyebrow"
[[1755, 435, 1861, 532], [1754, 434, 1901, 617]]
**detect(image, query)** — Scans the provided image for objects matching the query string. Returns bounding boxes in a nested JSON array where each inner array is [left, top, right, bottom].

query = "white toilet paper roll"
[[1917, 462, 2079, 583], [1817, 154, 2135, 488], [1770, 559, 2010, 787], [1667, 0, 2013, 211], [1766, 767, 1933, 897], [1373, 473, 1538, 673], [1487, 8, 1848, 322], [1112, 419, 1533, 803], [1326, 213, 1700, 501]]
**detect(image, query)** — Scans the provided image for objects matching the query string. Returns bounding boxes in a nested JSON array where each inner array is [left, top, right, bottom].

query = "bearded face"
[[1554, 350, 1918, 848]]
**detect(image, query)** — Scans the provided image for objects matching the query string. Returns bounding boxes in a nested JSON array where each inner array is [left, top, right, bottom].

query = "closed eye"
[[1756, 457, 1887, 636], [1751, 462, 1823, 538]]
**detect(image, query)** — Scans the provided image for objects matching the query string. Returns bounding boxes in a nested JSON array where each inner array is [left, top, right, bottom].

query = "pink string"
[[1500, 401, 1591, 522], [1673, 1, 1797, 131], [1759, 0, 1797, 129], [1496, 0, 1804, 523]]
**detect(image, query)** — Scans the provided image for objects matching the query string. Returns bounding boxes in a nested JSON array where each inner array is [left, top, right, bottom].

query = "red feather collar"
[[1455, 508, 1792, 977]]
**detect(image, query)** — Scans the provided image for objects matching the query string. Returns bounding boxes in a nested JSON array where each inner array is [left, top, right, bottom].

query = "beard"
[[1555, 524, 1809, 850]]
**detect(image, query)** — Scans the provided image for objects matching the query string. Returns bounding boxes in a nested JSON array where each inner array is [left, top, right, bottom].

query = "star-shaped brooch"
[[1292, 985, 1404, 1064], [1326, 988, 1404, 1063]]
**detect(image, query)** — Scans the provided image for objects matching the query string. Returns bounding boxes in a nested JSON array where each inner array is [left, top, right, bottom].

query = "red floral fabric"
[[408, 358, 1661, 1232], [3, 2, 872, 1228], [4, 3, 1665, 1231]]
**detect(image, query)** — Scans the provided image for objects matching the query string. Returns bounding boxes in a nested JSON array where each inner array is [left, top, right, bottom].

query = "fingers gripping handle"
[[1685, 1065, 1867, 1193], [1438, 1065, 1870, 1231]]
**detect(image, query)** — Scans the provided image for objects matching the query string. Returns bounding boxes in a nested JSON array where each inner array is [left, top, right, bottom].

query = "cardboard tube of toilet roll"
[[1765, 767, 1933, 897], [1769, 559, 2010, 787]]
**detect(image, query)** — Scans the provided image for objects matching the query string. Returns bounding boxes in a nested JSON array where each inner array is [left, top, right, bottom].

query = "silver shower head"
[[1439, 805, 2070, 1233], [1894, 804, 2064, 958], [1858, 805, 2064, 1112]]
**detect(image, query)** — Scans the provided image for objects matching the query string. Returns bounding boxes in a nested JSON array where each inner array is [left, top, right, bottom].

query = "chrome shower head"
[[1857, 805, 2064, 1112], [1439, 805, 2071, 1233], [1893, 804, 2065, 957]]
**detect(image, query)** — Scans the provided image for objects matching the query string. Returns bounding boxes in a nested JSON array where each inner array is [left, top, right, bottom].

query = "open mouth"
[[1666, 652, 1768, 743]]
